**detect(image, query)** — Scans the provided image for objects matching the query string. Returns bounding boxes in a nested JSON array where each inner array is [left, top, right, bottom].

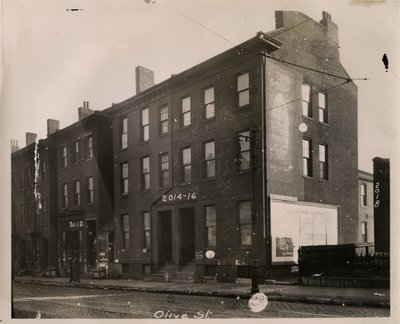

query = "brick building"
[[48, 107, 114, 274], [11, 131, 58, 273], [11, 11, 359, 282], [106, 11, 358, 281]]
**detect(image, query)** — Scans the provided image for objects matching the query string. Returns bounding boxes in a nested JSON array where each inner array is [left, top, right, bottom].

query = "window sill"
[[203, 116, 216, 123], [139, 140, 150, 145], [302, 115, 313, 121], [302, 176, 313, 180], [319, 179, 329, 183], [140, 189, 151, 194], [319, 121, 329, 126], [120, 147, 128, 152], [235, 104, 251, 111], [157, 132, 169, 139], [180, 125, 192, 130], [120, 193, 129, 198], [202, 176, 216, 182], [235, 169, 251, 175]]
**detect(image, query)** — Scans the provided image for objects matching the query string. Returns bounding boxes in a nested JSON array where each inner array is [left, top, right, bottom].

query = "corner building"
[[107, 10, 358, 282]]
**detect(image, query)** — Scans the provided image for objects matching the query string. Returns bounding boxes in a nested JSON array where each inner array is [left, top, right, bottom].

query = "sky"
[[1, 0, 399, 173]]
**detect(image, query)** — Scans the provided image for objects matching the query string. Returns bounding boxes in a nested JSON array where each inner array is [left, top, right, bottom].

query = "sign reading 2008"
[[161, 192, 197, 203]]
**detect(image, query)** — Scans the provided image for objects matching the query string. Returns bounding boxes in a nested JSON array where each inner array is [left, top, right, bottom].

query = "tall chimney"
[[78, 101, 95, 120], [11, 139, 19, 153], [26, 132, 37, 146], [135, 66, 155, 94], [319, 11, 339, 45], [47, 119, 60, 135]]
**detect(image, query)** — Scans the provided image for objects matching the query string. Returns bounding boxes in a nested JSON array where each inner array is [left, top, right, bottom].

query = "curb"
[[14, 279, 390, 309]]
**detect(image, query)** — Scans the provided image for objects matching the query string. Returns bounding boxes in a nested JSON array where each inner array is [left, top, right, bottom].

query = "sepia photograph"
[[1, 0, 398, 321]]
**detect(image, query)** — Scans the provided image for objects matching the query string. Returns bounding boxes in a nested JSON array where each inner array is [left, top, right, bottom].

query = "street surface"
[[12, 282, 389, 319]]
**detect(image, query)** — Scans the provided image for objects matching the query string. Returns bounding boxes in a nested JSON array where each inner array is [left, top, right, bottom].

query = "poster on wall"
[[271, 197, 339, 264]]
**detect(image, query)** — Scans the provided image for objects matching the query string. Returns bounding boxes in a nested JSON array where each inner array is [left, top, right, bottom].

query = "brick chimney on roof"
[[47, 119, 60, 135], [11, 139, 19, 153], [319, 11, 339, 45], [135, 66, 155, 94], [78, 101, 95, 120], [26, 132, 37, 146]]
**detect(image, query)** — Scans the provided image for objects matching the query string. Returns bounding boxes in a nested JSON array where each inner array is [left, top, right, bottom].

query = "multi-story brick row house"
[[106, 11, 358, 282]]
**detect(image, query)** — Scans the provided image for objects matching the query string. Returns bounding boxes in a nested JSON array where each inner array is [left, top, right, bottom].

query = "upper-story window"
[[361, 183, 367, 207], [204, 141, 215, 178], [84, 135, 93, 159], [182, 147, 191, 183], [120, 117, 128, 150], [319, 143, 328, 180], [26, 167, 32, 187], [204, 87, 215, 119], [121, 162, 128, 195], [41, 199, 47, 225], [141, 108, 150, 142], [87, 176, 94, 204], [141, 156, 150, 191], [73, 180, 81, 206], [181, 96, 191, 127], [39, 161, 46, 183], [159, 153, 170, 187], [302, 83, 312, 117], [302, 138, 312, 177], [61, 145, 67, 167], [12, 172, 17, 191], [318, 92, 328, 123], [237, 72, 249, 107], [237, 131, 251, 171], [20, 170, 24, 190], [70, 140, 80, 165], [159, 106, 169, 135], [62, 183, 68, 208]]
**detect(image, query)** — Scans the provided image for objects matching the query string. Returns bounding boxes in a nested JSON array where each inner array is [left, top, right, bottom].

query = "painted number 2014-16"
[[162, 193, 197, 202]]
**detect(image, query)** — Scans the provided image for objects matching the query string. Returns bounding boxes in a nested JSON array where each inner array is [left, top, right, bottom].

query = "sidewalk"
[[13, 276, 390, 308]]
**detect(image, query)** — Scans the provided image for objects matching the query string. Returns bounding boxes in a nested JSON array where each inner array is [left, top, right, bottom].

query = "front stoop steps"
[[144, 262, 195, 283]]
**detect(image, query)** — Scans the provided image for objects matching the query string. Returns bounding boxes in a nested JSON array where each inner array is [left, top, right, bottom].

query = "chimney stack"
[[11, 139, 19, 153], [26, 132, 37, 146], [78, 101, 95, 120], [47, 119, 60, 135], [319, 11, 339, 45], [135, 66, 155, 94]]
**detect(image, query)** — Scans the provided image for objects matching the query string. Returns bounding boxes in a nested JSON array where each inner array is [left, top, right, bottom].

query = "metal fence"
[[298, 244, 390, 279]]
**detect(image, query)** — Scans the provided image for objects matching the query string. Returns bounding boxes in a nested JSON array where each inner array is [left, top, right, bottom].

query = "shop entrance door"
[[180, 208, 195, 264]]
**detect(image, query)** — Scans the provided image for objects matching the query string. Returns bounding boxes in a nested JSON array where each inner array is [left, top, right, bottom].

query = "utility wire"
[[180, 11, 369, 82]]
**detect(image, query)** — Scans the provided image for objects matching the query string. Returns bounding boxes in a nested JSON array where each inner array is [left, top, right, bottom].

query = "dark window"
[[20, 170, 24, 190], [41, 199, 47, 225], [204, 141, 215, 178], [237, 72, 249, 107], [61, 145, 67, 167], [20, 203, 24, 227], [319, 144, 328, 180], [238, 131, 251, 171], [70, 140, 80, 165], [318, 92, 328, 123], [141, 156, 150, 190], [62, 183, 68, 208], [143, 211, 151, 249], [302, 83, 312, 117], [361, 221, 368, 243], [303, 138, 312, 177], [159, 153, 169, 187], [87, 177, 94, 204], [239, 201, 252, 245], [181, 96, 191, 127], [141, 108, 149, 142], [121, 162, 128, 195], [204, 87, 215, 119], [26, 167, 32, 187], [120, 117, 128, 149], [159, 106, 169, 135], [73, 180, 80, 206], [39, 161, 46, 183], [122, 214, 129, 249], [205, 206, 216, 246], [182, 147, 191, 183], [84, 135, 93, 160], [12, 172, 17, 191]]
